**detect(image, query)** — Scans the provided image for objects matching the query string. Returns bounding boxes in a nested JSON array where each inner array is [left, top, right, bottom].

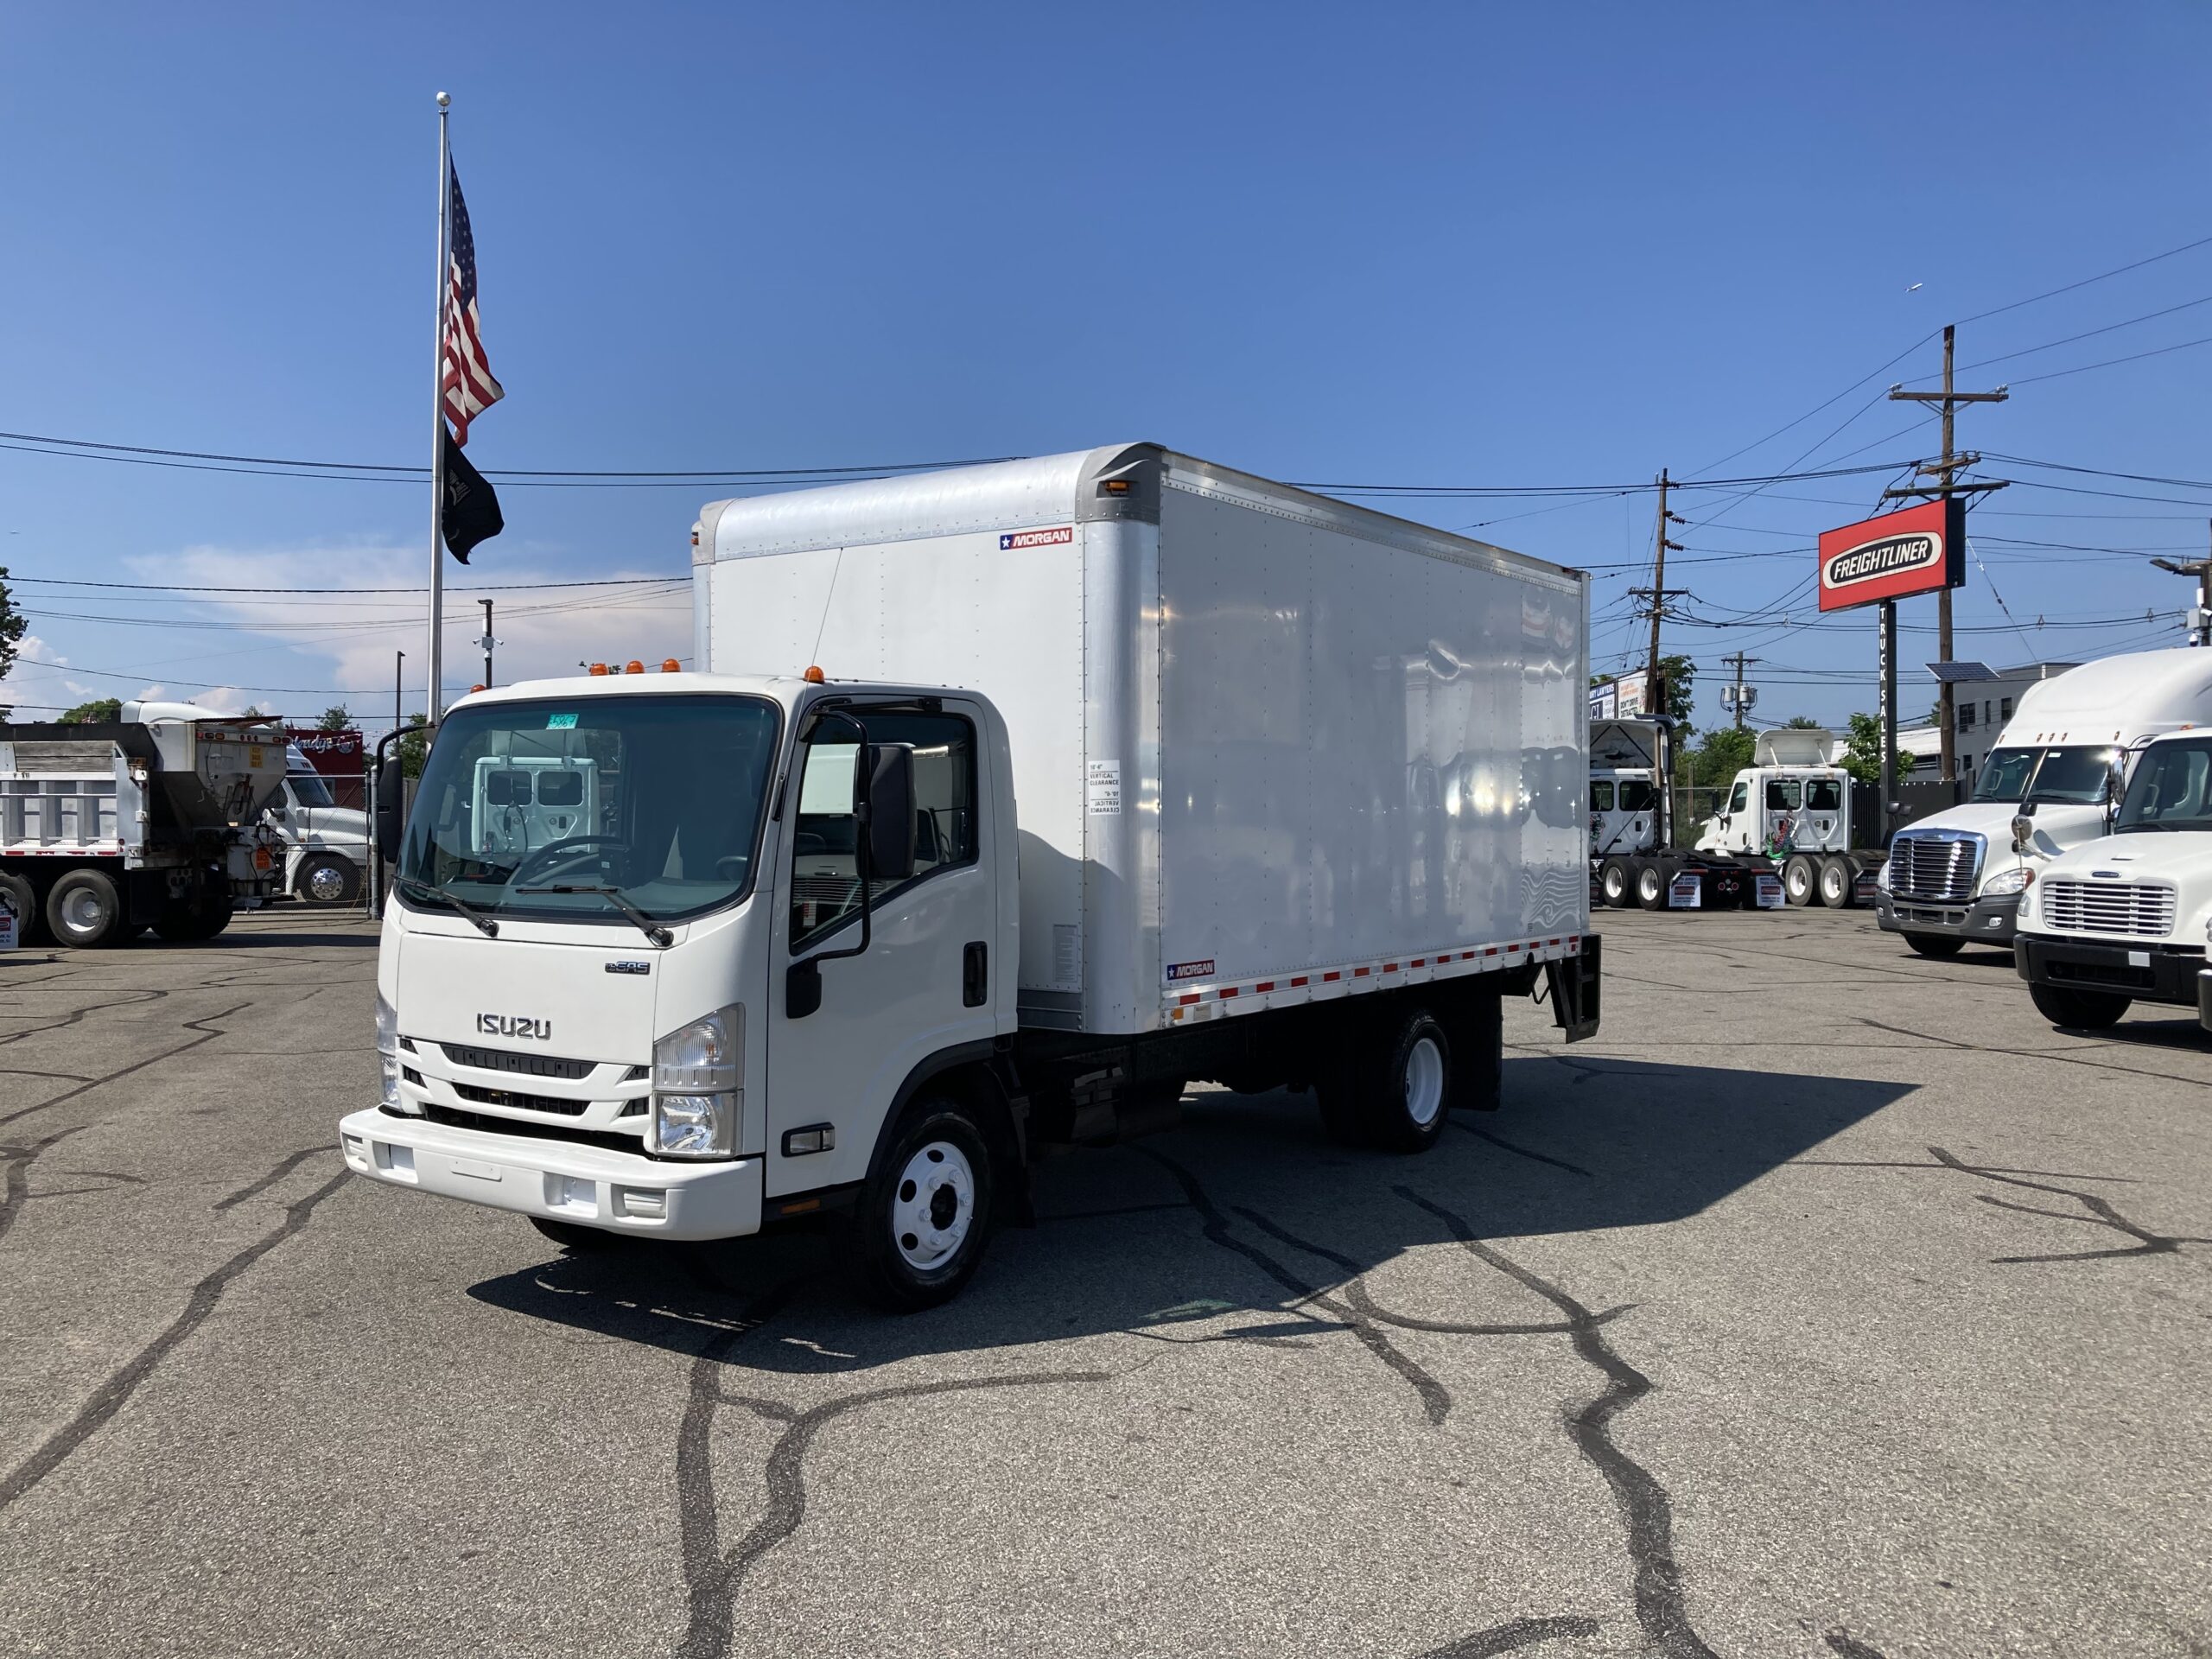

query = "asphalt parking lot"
[[1, 906, 2208, 1658]]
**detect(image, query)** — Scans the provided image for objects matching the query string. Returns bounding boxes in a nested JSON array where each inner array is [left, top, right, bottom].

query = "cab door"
[[762, 698, 998, 1200]]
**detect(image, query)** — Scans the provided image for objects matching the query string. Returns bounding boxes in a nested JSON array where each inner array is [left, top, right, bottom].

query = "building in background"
[[1897, 662, 2076, 784]]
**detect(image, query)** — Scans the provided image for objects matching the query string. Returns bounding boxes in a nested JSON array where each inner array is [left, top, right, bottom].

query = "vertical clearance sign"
[[1815, 497, 1965, 613]]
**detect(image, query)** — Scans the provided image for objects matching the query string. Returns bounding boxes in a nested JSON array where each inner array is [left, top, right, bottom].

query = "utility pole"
[[480, 598, 496, 688], [393, 649, 405, 736], [2148, 522, 2212, 647], [1722, 652, 1759, 731], [1625, 469, 1690, 842], [1886, 324, 2008, 786]]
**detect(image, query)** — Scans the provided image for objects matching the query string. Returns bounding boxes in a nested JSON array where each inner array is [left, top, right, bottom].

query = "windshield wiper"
[[516, 884, 674, 947], [2113, 821, 2176, 833], [393, 874, 499, 937]]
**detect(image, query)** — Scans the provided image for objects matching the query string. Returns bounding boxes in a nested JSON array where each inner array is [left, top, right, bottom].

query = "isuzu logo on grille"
[[477, 1014, 553, 1041]]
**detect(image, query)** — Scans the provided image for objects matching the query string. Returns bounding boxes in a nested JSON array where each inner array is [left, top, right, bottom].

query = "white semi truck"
[[2013, 727, 2212, 1029], [1587, 718, 1788, 911], [1693, 728, 1885, 907], [274, 743, 371, 906], [1877, 650, 2212, 957], [0, 701, 288, 945], [340, 444, 1600, 1308]]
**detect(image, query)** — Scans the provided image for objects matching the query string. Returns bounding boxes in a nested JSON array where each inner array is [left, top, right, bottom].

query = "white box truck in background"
[[1877, 650, 2212, 957], [341, 444, 1598, 1308]]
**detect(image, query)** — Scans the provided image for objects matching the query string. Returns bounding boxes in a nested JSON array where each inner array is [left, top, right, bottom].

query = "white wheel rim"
[[308, 865, 346, 901], [1787, 864, 1808, 897], [62, 888, 104, 932], [1640, 870, 1661, 901], [891, 1141, 976, 1271], [1604, 868, 1624, 899], [1402, 1035, 1446, 1128]]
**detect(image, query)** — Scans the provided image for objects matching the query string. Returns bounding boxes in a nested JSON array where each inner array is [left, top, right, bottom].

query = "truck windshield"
[[2115, 740, 2212, 833], [396, 693, 781, 925], [287, 770, 336, 808], [1970, 745, 2116, 805]]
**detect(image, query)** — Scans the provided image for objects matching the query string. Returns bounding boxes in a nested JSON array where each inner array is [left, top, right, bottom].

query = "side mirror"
[[2012, 812, 2034, 855], [785, 957, 823, 1020], [865, 742, 917, 883], [374, 756, 404, 862]]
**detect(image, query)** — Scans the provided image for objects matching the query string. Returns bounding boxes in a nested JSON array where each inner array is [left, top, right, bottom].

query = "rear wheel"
[[854, 1097, 995, 1311], [1323, 1006, 1454, 1154], [154, 888, 234, 941], [45, 869, 124, 948], [1636, 864, 1668, 911], [1903, 931, 1963, 960], [1599, 859, 1631, 909], [1783, 855, 1816, 907], [1817, 856, 1855, 908], [0, 872, 41, 945], [2030, 983, 2131, 1029]]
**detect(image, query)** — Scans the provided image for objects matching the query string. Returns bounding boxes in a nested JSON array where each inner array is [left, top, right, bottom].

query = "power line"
[[6, 574, 689, 594], [1955, 230, 2212, 326], [1955, 293, 2212, 372], [2005, 334, 2212, 387]]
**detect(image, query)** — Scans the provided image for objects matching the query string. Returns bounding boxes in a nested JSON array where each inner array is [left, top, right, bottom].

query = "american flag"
[[440, 162, 504, 446]]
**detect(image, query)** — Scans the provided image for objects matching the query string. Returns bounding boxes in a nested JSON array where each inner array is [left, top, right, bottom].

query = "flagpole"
[[426, 91, 452, 730]]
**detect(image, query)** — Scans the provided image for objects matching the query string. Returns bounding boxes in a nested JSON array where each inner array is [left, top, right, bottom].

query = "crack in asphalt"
[[1452, 1121, 1599, 1178], [1138, 1146, 1453, 1425], [0, 1166, 353, 1512], [1856, 1014, 2212, 1095], [1395, 1186, 1721, 1659], [1926, 1145, 2212, 1265], [212, 1145, 334, 1212], [0, 1001, 250, 1130], [0, 1124, 93, 1243], [1822, 1628, 1893, 1657]]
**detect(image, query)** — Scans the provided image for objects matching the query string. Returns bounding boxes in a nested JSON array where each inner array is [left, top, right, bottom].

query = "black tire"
[[1450, 993, 1503, 1114], [1599, 859, 1632, 909], [1817, 856, 1855, 908], [297, 853, 360, 906], [854, 1096, 995, 1311], [2030, 982, 2131, 1030], [529, 1216, 625, 1252], [0, 872, 41, 946], [1903, 932, 1963, 960], [1331, 1005, 1454, 1154], [1783, 855, 1816, 907], [1636, 863, 1669, 911], [45, 868, 124, 948]]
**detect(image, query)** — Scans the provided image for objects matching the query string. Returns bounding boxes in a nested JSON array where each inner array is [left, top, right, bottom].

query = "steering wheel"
[[510, 835, 629, 887]]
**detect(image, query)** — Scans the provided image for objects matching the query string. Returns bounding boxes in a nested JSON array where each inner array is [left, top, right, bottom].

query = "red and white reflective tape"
[[0, 844, 127, 856], [1166, 933, 1581, 1022]]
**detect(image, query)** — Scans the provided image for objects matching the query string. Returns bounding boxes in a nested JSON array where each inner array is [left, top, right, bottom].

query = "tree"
[[1656, 654, 1695, 726], [0, 566, 25, 718], [59, 697, 123, 724], [397, 713, 431, 779], [318, 705, 352, 732], [1783, 715, 1823, 729], [1842, 711, 1913, 787], [1692, 726, 1756, 790]]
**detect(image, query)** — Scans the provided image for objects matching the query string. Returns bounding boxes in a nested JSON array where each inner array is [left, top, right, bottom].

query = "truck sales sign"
[[1815, 497, 1964, 613]]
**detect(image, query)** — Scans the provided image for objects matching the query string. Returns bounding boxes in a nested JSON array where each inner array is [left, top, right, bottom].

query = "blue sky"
[[3, 3, 2209, 734]]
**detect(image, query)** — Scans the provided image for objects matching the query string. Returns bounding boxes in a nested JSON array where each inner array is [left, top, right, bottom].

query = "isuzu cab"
[[340, 445, 1600, 1307]]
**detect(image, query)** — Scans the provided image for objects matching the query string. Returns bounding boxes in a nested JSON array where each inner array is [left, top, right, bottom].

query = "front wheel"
[[298, 854, 360, 906], [1903, 932, 1963, 960], [854, 1098, 995, 1311], [2029, 982, 2131, 1030]]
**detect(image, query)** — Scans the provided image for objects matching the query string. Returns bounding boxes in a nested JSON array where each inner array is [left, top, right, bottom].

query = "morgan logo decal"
[[1165, 958, 1216, 982], [478, 1014, 553, 1041], [1000, 526, 1073, 550]]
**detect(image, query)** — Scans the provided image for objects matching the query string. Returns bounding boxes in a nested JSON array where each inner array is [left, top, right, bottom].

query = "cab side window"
[[1727, 780, 1750, 816], [1591, 781, 1615, 812], [1805, 779, 1841, 812], [1765, 779, 1802, 811]]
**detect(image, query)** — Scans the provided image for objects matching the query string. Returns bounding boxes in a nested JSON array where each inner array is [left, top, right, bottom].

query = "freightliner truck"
[[1877, 650, 2212, 958], [0, 700, 287, 945], [2013, 727, 2212, 1030], [1587, 718, 1785, 911], [1692, 728, 1885, 908], [340, 444, 1601, 1308]]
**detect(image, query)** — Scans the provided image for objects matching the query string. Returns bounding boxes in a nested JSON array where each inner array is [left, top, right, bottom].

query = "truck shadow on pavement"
[[467, 1055, 1916, 1659]]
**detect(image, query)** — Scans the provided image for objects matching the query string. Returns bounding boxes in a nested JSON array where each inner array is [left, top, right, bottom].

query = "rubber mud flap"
[[1547, 935, 1601, 1042]]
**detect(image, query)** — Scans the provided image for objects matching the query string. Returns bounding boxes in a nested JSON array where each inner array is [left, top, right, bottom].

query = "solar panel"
[[1924, 661, 1999, 683]]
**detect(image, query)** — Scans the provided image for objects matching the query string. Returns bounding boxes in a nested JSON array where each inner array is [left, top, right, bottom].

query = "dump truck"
[[0, 700, 288, 945]]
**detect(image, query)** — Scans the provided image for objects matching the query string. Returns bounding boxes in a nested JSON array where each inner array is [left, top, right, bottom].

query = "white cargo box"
[[695, 443, 1589, 1037]]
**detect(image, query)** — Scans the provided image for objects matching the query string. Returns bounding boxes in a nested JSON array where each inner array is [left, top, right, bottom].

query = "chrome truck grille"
[[1887, 833, 1981, 903], [2037, 880, 2176, 938]]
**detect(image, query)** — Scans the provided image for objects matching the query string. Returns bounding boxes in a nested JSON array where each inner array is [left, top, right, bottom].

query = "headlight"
[[1876, 857, 1893, 893], [375, 992, 402, 1109], [1981, 867, 2033, 898], [652, 1005, 743, 1159]]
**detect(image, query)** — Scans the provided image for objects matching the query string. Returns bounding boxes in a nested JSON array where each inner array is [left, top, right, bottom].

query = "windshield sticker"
[[546, 713, 578, 729]]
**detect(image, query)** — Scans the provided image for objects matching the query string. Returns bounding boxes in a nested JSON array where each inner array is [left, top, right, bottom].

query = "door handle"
[[963, 941, 987, 1007]]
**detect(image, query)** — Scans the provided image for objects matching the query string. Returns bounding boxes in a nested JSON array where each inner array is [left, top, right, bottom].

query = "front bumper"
[[1876, 890, 2022, 943], [338, 1108, 762, 1240], [2012, 932, 2206, 1007]]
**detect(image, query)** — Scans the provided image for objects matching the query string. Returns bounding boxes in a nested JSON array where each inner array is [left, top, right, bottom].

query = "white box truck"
[[340, 444, 1599, 1307], [1876, 650, 2212, 957]]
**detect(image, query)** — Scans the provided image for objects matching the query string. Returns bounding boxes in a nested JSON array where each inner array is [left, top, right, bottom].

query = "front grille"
[[410, 1102, 644, 1155], [438, 1042, 596, 1081], [1889, 835, 1981, 902], [2038, 879, 2176, 938], [452, 1081, 590, 1117]]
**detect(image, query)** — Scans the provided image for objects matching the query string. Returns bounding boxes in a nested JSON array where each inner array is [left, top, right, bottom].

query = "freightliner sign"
[[1815, 497, 1965, 613]]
